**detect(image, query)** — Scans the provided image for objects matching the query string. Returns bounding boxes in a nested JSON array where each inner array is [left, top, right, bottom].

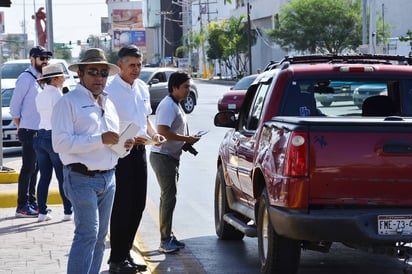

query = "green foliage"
[[206, 16, 257, 76], [53, 48, 72, 61], [399, 30, 412, 56], [267, 0, 363, 54]]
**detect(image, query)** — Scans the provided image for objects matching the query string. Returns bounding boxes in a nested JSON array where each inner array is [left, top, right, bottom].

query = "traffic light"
[[0, 1, 12, 7]]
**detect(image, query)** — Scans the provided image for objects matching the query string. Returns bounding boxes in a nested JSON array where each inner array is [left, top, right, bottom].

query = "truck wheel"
[[214, 165, 245, 240], [257, 190, 301, 274]]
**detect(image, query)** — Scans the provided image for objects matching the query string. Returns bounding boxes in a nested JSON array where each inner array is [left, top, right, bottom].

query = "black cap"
[[29, 46, 53, 57], [118, 45, 141, 58]]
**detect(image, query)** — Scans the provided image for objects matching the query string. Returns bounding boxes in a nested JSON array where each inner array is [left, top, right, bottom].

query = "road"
[[3, 80, 411, 273]]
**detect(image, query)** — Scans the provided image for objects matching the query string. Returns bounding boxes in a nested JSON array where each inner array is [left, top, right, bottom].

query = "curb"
[[0, 167, 19, 184], [0, 187, 62, 208]]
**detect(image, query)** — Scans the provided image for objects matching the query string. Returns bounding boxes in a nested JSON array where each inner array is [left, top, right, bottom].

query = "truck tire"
[[257, 190, 301, 274], [214, 165, 245, 240]]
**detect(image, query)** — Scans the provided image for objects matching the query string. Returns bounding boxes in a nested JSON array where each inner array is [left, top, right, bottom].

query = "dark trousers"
[[109, 145, 147, 263], [17, 128, 38, 208]]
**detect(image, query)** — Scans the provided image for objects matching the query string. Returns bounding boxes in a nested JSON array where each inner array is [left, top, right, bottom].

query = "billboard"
[[112, 9, 143, 29], [113, 30, 146, 48]]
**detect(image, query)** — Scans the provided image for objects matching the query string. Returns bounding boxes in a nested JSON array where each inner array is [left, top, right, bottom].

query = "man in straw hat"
[[35, 63, 72, 223], [10, 45, 52, 218], [51, 48, 134, 274]]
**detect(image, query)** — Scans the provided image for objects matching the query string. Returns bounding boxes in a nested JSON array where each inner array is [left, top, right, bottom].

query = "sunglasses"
[[87, 68, 109, 78], [37, 56, 51, 61]]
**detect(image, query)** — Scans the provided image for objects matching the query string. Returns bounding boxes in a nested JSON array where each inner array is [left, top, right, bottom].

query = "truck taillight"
[[284, 132, 308, 177]]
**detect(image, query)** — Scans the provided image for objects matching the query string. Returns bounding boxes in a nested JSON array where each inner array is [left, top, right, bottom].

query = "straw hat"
[[68, 48, 119, 76], [37, 63, 67, 83]]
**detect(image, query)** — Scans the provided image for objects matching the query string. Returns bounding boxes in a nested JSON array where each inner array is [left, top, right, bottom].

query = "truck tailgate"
[[309, 124, 412, 206]]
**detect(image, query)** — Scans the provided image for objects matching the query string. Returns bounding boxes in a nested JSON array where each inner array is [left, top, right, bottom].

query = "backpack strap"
[[24, 70, 37, 79]]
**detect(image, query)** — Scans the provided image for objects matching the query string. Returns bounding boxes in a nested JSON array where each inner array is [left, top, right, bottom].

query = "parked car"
[[1, 87, 19, 147], [217, 74, 259, 112], [1, 58, 78, 91], [353, 83, 387, 108], [314, 81, 360, 106], [138, 67, 198, 113]]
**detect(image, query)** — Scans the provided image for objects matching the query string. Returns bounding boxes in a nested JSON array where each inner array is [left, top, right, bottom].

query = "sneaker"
[[63, 214, 72, 221], [159, 238, 180, 253], [30, 202, 39, 213], [170, 235, 185, 249], [38, 213, 52, 222], [15, 204, 38, 218]]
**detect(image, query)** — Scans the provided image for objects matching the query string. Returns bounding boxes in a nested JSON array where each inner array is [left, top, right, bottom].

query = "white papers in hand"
[[110, 122, 139, 157]]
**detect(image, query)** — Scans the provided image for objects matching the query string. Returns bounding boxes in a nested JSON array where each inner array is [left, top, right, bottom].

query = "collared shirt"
[[106, 74, 152, 137], [9, 65, 42, 130], [151, 96, 186, 160], [51, 83, 120, 170], [36, 84, 63, 130]]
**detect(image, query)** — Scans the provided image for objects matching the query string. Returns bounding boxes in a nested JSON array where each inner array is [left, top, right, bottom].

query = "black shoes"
[[109, 257, 147, 273], [109, 261, 137, 274], [127, 255, 147, 272]]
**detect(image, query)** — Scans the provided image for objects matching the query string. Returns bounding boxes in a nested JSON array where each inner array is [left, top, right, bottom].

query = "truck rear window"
[[280, 78, 412, 117]]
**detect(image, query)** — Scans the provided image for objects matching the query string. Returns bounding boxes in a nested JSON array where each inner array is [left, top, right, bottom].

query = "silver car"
[[139, 67, 198, 113]]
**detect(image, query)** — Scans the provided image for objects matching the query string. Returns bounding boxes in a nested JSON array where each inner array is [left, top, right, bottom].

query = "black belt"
[[68, 163, 111, 177]]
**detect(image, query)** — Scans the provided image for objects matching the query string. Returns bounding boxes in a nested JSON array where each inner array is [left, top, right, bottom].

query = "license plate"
[[378, 215, 412, 235], [228, 104, 236, 109]]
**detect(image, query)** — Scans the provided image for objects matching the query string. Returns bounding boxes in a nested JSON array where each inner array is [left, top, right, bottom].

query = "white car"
[[1, 58, 78, 91], [0, 59, 77, 147], [1, 86, 19, 147]]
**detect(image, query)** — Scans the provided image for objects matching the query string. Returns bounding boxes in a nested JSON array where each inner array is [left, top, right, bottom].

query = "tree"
[[206, 16, 257, 78], [268, 0, 362, 54], [207, 22, 226, 78]]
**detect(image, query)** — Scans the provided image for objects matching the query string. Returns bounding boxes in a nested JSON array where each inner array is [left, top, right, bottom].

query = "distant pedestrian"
[[34, 63, 72, 222], [10, 45, 52, 218], [51, 48, 133, 274], [149, 70, 201, 253], [106, 45, 165, 273]]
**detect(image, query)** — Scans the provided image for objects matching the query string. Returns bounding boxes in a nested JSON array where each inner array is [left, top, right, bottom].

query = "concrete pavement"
[[0, 158, 151, 274], [0, 156, 203, 274]]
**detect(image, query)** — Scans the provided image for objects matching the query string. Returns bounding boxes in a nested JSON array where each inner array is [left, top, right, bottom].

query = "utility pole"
[[247, 1, 252, 75], [158, 11, 173, 67], [46, 0, 53, 53]]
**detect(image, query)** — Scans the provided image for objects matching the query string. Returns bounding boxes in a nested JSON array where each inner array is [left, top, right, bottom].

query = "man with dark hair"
[[10, 45, 52, 218], [106, 45, 165, 273], [149, 71, 201, 253]]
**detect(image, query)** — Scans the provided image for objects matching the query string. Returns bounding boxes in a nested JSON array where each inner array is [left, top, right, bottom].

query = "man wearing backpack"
[[10, 45, 52, 217]]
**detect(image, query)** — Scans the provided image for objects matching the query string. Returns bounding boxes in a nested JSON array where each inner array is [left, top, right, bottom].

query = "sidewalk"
[[0, 159, 150, 274]]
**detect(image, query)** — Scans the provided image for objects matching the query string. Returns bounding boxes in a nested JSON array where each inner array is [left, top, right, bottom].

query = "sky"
[[0, 0, 108, 45]]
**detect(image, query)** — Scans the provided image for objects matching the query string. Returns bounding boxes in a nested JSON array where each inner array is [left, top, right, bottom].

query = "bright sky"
[[0, 0, 108, 45]]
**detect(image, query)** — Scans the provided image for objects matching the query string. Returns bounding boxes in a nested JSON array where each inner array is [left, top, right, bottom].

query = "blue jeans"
[[63, 166, 116, 274], [149, 152, 180, 242], [33, 129, 72, 215], [17, 128, 38, 208]]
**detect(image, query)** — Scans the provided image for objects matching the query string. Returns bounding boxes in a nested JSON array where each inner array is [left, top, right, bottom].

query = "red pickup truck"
[[214, 55, 412, 273]]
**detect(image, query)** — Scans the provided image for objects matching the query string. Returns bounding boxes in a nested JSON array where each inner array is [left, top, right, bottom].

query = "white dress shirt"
[[106, 74, 152, 137], [51, 83, 120, 170]]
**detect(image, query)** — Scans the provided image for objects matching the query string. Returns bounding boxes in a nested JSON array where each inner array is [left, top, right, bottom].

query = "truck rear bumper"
[[269, 206, 412, 243]]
